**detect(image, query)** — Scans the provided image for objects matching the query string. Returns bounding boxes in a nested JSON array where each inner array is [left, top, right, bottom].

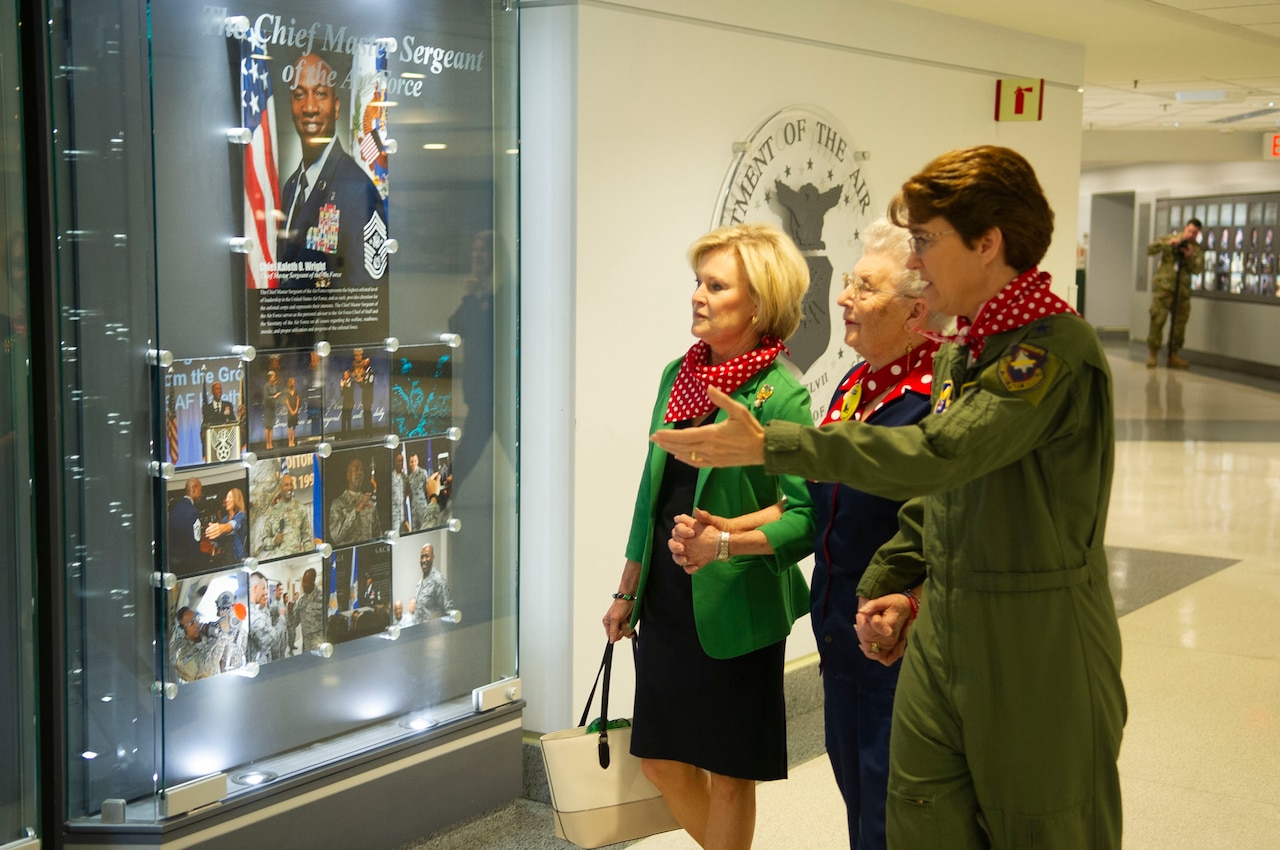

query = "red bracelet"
[[901, 588, 920, 621]]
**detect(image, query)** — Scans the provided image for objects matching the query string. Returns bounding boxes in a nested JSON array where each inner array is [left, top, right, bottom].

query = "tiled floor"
[[404, 344, 1280, 849]]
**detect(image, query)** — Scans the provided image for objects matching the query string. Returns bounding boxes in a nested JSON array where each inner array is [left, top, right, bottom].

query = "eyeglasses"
[[840, 272, 913, 301], [908, 230, 955, 255]]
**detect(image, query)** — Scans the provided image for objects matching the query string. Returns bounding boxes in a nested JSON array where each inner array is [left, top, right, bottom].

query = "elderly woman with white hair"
[[670, 218, 949, 850]]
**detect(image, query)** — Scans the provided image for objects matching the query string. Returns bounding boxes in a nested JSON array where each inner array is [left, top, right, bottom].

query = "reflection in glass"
[[48, 0, 520, 828], [2, 0, 36, 843]]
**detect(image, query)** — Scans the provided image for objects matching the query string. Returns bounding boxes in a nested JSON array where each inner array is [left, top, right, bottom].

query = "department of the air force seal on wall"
[[713, 105, 878, 424]]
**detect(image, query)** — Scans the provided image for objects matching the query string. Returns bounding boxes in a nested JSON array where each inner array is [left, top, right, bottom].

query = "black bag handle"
[[577, 639, 636, 769]]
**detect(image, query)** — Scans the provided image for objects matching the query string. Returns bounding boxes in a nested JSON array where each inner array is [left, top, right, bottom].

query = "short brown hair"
[[888, 146, 1054, 273], [688, 224, 809, 341]]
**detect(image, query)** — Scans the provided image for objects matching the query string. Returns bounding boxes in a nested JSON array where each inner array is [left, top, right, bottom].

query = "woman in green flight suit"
[[651, 146, 1126, 850]]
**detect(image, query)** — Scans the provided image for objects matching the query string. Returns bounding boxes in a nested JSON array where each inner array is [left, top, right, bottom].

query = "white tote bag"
[[539, 641, 680, 848]]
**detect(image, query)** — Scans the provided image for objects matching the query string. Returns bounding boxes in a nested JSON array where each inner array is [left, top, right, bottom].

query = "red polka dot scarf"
[[664, 335, 787, 423], [823, 339, 940, 424], [921, 267, 1076, 358]]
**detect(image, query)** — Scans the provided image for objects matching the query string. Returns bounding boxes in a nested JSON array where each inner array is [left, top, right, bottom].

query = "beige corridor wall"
[[520, 0, 1087, 734]]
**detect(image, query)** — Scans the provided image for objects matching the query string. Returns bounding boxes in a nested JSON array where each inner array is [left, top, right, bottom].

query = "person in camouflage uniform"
[[1146, 218, 1203, 369], [170, 606, 226, 682], [288, 567, 326, 652], [215, 591, 247, 672], [413, 543, 456, 623], [254, 472, 314, 559], [247, 572, 288, 664]]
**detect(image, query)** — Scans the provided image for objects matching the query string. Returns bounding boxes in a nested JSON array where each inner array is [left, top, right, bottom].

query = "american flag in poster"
[[166, 385, 179, 464], [328, 556, 339, 617], [349, 546, 359, 611], [353, 43, 391, 203], [240, 27, 280, 288]]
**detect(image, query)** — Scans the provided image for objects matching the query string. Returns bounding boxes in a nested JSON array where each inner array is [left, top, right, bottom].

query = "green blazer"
[[625, 355, 815, 659]]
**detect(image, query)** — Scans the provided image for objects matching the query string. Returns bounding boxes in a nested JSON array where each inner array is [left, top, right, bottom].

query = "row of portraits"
[[165, 438, 454, 578], [1191, 245, 1278, 297], [163, 343, 454, 466], [166, 532, 459, 685]]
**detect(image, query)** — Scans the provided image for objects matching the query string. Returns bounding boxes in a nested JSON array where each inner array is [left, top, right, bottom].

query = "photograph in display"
[[392, 531, 459, 630], [138, 0, 511, 782], [399, 437, 452, 534], [236, 22, 391, 348], [165, 466, 251, 578], [167, 570, 250, 684], [245, 568, 290, 665], [276, 554, 328, 655], [325, 541, 393, 644], [249, 453, 319, 561], [1265, 228, 1277, 296], [322, 445, 392, 548], [163, 356, 246, 468], [324, 345, 389, 440], [246, 554, 325, 663], [247, 350, 326, 453], [390, 343, 453, 438]]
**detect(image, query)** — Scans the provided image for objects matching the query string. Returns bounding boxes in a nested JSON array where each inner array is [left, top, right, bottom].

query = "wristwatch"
[[714, 530, 730, 562]]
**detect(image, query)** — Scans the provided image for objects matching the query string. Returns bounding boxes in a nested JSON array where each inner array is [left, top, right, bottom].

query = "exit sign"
[[1265, 133, 1280, 159], [995, 78, 1044, 122]]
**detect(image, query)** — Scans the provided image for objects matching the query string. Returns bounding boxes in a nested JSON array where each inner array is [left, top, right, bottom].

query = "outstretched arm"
[[650, 386, 764, 467]]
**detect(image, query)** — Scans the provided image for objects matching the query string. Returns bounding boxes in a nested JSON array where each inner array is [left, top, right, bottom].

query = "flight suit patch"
[[933, 380, 954, 414], [997, 343, 1049, 392]]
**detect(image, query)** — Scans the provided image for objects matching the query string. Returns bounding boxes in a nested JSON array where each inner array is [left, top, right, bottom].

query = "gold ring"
[[690, 451, 698, 462], [870, 642, 880, 654]]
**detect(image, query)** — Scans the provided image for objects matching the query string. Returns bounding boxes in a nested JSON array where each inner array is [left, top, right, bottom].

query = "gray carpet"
[[1107, 546, 1237, 617]]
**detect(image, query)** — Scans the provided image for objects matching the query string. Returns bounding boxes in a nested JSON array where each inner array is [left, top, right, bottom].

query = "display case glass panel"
[[1158, 193, 1280, 301], [1, 0, 38, 840], [49, 0, 518, 828]]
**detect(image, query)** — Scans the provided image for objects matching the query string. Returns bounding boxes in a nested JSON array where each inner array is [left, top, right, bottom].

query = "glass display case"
[[42, 0, 518, 841], [1, 0, 38, 844], [1155, 193, 1280, 302]]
